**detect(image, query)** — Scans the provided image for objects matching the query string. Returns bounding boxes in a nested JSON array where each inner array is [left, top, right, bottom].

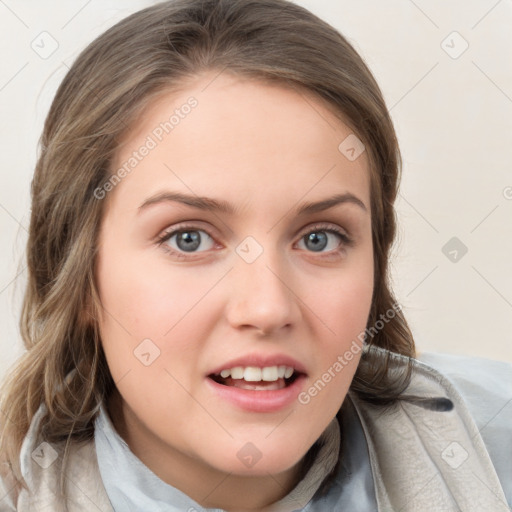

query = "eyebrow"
[[138, 191, 367, 215]]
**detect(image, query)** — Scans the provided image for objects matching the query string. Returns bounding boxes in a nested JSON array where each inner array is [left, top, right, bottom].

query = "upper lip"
[[208, 353, 308, 376]]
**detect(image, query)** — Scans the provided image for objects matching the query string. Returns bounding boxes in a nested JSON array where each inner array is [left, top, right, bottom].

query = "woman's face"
[[95, 71, 373, 491]]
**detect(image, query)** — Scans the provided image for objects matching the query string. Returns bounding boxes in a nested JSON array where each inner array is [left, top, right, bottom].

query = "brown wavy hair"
[[0, 0, 414, 490]]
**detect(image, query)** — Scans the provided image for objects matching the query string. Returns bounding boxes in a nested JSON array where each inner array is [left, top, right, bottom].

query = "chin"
[[200, 438, 310, 477]]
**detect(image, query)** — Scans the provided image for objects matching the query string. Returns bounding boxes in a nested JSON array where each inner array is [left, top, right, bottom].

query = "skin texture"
[[95, 71, 374, 511]]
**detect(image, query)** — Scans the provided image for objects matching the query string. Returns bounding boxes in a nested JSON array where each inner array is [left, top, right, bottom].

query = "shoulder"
[[417, 351, 512, 503], [1, 404, 112, 511], [417, 350, 512, 397], [416, 351, 512, 432], [0, 461, 18, 511], [336, 348, 512, 511]]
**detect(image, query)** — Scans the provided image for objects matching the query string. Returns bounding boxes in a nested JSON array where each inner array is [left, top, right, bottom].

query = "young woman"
[[1, 0, 510, 510]]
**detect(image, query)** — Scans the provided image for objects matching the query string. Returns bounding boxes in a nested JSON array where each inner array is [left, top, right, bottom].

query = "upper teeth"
[[218, 366, 295, 382]]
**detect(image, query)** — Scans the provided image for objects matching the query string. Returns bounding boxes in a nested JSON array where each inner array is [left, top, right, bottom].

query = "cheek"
[[314, 273, 373, 365], [94, 248, 215, 431], [96, 244, 213, 339], [298, 254, 373, 414], [310, 253, 374, 341], [95, 245, 228, 388]]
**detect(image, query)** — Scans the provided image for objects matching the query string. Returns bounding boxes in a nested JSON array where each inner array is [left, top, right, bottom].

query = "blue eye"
[[160, 228, 215, 253], [297, 229, 346, 253], [156, 222, 352, 260]]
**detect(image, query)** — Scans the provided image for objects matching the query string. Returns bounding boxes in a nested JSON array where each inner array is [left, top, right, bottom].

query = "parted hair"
[[0, 0, 415, 490]]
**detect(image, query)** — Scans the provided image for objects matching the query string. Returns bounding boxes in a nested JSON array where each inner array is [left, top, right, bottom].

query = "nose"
[[225, 251, 302, 336]]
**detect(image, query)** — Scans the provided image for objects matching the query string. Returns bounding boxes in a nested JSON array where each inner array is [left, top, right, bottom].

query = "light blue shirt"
[[94, 401, 341, 511]]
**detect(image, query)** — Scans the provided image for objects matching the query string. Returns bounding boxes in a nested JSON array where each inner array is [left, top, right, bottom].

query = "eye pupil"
[[305, 232, 327, 252], [177, 231, 201, 252]]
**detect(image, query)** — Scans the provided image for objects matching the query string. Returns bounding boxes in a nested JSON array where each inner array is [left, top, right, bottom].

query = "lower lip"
[[205, 375, 306, 413]]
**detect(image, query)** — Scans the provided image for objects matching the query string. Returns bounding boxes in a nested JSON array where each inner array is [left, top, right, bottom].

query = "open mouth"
[[209, 366, 302, 391]]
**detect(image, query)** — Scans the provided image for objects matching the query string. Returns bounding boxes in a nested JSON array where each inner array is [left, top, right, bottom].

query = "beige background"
[[1, 0, 511, 381]]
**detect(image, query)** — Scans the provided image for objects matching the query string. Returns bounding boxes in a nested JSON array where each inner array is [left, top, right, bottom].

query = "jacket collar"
[[348, 346, 509, 511], [15, 347, 508, 511], [94, 400, 340, 511]]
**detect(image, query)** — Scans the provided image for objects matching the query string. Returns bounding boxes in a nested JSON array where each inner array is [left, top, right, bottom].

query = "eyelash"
[[155, 222, 354, 259]]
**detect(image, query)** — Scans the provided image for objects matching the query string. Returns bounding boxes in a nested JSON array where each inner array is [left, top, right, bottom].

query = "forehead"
[[109, 71, 370, 214]]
